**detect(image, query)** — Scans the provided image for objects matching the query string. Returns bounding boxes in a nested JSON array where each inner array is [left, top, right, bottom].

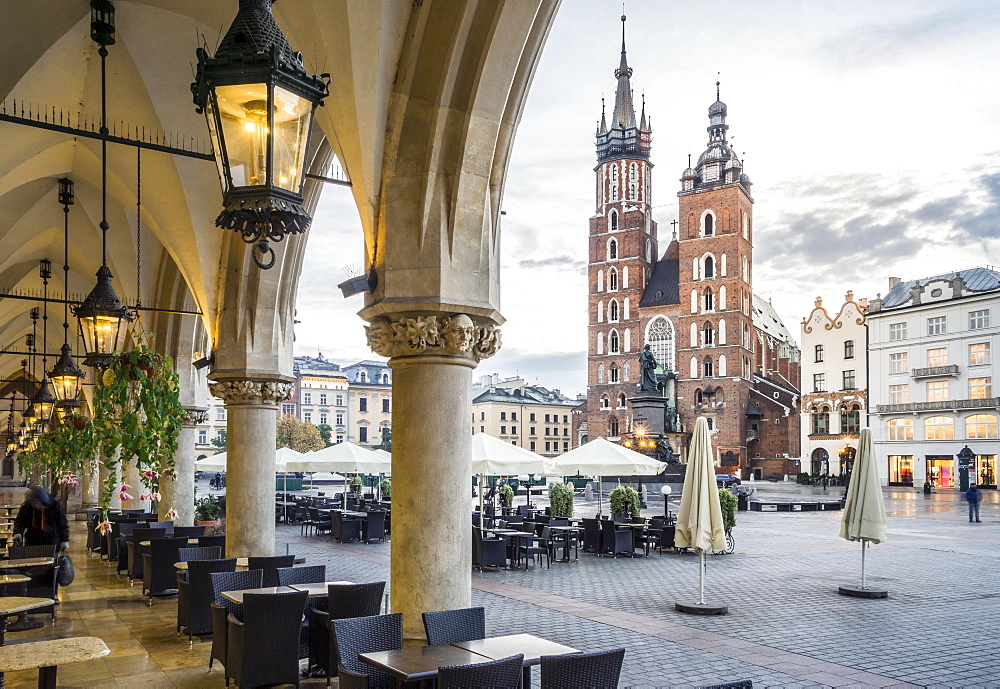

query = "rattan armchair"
[[422, 606, 486, 645], [600, 520, 633, 558], [142, 536, 188, 601], [226, 590, 308, 688], [438, 653, 523, 689], [176, 558, 236, 645], [208, 569, 264, 672], [540, 647, 625, 688], [246, 555, 295, 588], [331, 613, 402, 689], [127, 527, 166, 583], [308, 581, 385, 677]]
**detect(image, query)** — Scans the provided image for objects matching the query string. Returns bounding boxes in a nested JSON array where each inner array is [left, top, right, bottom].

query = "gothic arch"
[[608, 298, 619, 322], [645, 316, 675, 373], [623, 298, 630, 319], [718, 318, 727, 345], [607, 237, 617, 260], [608, 267, 619, 291], [609, 329, 620, 353], [718, 354, 727, 376], [700, 209, 716, 237], [622, 265, 629, 288], [609, 208, 618, 232], [597, 269, 604, 292], [703, 253, 715, 278]]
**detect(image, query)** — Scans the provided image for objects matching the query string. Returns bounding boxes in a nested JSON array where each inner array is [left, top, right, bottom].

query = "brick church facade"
[[579, 19, 801, 478]]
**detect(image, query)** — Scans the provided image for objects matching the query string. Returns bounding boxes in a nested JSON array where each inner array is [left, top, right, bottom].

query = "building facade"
[[472, 381, 581, 458], [583, 24, 800, 477], [799, 293, 868, 477], [344, 361, 392, 448], [869, 268, 1000, 489], [295, 355, 350, 441]]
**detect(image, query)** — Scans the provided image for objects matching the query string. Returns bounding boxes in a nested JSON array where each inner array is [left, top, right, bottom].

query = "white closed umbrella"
[[548, 438, 666, 516], [838, 428, 888, 597], [674, 417, 728, 614]]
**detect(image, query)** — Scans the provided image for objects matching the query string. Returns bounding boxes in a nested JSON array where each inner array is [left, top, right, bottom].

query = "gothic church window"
[[720, 253, 727, 276], [630, 183, 636, 199], [618, 393, 627, 408], [609, 268, 618, 291], [703, 322, 715, 346], [623, 362, 630, 381], [608, 238, 617, 260], [704, 256, 715, 278], [600, 395, 610, 409], [646, 317, 674, 373], [646, 239, 652, 262], [703, 357, 714, 378], [704, 213, 714, 236], [623, 266, 629, 288], [609, 417, 620, 437], [629, 163, 637, 181], [609, 300, 619, 322], [690, 357, 698, 379], [612, 184, 618, 201], [623, 298, 630, 319], [598, 363, 605, 383], [690, 322, 698, 348], [690, 290, 698, 314], [718, 319, 727, 345], [610, 365, 620, 383], [624, 328, 631, 352], [597, 301, 604, 323], [718, 354, 727, 376], [610, 330, 620, 353], [720, 285, 727, 310], [610, 210, 618, 232], [704, 288, 714, 312], [597, 332, 604, 354]]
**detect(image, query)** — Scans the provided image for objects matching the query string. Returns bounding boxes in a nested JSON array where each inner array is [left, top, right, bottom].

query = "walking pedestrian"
[[966, 483, 983, 523], [12, 486, 69, 552]]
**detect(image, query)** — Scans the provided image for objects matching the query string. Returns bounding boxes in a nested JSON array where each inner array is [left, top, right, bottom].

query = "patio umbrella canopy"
[[195, 447, 304, 473], [471, 433, 552, 476], [838, 428, 888, 597], [674, 416, 728, 615], [284, 442, 389, 474]]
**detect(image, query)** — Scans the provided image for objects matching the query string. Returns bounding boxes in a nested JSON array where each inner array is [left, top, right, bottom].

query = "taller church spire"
[[596, 14, 651, 164]]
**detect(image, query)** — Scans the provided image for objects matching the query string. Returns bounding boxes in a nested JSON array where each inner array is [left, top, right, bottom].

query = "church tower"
[[675, 84, 756, 466], [586, 15, 658, 441]]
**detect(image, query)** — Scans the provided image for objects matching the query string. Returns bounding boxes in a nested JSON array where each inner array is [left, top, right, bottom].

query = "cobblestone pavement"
[[279, 485, 1000, 688]]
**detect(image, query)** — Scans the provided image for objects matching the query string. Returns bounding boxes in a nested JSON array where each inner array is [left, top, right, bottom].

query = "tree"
[[377, 427, 392, 451], [316, 424, 333, 447], [276, 413, 326, 453], [211, 430, 227, 451]]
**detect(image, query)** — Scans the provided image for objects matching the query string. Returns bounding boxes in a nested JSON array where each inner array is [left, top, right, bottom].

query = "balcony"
[[875, 396, 1000, 414], [911, 365, 960, 379]]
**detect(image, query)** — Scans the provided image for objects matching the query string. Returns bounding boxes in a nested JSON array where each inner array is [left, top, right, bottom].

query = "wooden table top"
[[360, 644, 489, 682], [174, 555, 305, 571], [0, 636, 109, 672], [287, 581, 353, 596], [0, 557, 55, 569], [139, 539, 200, 546], [0, 574, 31, 585], [452, 633, 579, 665], [220, 586, 296, 604]]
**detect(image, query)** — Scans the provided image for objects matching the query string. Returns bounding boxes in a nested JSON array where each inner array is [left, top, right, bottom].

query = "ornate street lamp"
[[50, 179, 85, 409], [192, 0, 329, 269]]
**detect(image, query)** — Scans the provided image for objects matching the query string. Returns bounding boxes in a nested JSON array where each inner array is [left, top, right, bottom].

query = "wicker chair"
[[115, 522, 136, 574], [178, 546, 222, 563], [362, 510, 386, 543], [4, 544, 58, 620], [422, 606, 486, 646], [208, 569, 264, 671], [600, 520, 633, 558], [144, 520, 174, 535], [438, 654, 523, 689], [517, 526, 551, 569], [473, 528, 507, 570], [197, 535, 225, 550], [540, 647, 625, 688], [127, 527, 167, 583], [173, 525, 207, 540], [176, 558, 236, 645], [142, 536, 188, 600], [277, 564, 326, 586], [226, 590, 308, 688], [246, 555, 295, 588], [309, 581, 386, 677], [582, 518, 601, 553], [331, 613, 402, 689]]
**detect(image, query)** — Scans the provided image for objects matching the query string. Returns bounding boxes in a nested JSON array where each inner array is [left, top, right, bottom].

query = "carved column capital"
[[364, 313, 501, 362], [182, 408, 209, 426], [208, 380, 294, 406]]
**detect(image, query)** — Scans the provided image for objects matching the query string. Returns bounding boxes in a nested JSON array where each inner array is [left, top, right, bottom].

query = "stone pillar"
[[159, 409, 206, 524], [207, 380, 291, 558], [79, 458, 97, 507], [365, 313, 500, 643], [121, 460, 145, 512], [98, 455, 121, 511]]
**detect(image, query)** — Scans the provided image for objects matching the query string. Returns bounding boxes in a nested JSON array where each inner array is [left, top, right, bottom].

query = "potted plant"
[[379, 478, 392, 499], [609, 485, 641, 521], [498, 482, 514, 509], [548, 482, 574, 518], [350, 475, 363, 495], [206, 520, 226, 536], [718, 488, 737, 536], [194, 494, 221, 526]]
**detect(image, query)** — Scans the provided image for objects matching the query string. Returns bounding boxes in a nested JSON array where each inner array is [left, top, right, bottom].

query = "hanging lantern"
[[90, 0, 115, 47], [30, 377, 57, 423], [74, 266, 133, 367], [49, 344, 85, 406], [191, 0, 329, 270]]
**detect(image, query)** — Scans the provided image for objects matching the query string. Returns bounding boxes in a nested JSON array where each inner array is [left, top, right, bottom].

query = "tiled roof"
[[880, 266, 1000, 309], [639, 258, 679, 307], [752, 293, 796, 346]]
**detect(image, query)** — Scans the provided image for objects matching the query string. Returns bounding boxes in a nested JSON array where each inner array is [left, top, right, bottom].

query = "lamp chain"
[[136, 146, 141, 310]]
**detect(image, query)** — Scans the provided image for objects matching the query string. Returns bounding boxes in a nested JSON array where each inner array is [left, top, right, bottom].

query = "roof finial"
[[716, 77, 720, 101], [687, 153, 691, 168]]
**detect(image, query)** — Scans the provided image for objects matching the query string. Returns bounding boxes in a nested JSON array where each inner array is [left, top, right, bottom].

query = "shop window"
[[888, 455, 913, 484]]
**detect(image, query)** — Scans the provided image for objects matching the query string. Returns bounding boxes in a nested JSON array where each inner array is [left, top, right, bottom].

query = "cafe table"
[[221, 581, 354, 604], [453, 633, 579, 687], [174, 555, 306, 571], [546, 525, 583, 562]]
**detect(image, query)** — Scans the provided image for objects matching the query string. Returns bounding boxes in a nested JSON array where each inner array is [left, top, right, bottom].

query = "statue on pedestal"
[[639, 344, 658, 393]]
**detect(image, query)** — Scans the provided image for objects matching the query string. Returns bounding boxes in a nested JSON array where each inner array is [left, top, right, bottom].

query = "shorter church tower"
[[586, 15, 658, 441]]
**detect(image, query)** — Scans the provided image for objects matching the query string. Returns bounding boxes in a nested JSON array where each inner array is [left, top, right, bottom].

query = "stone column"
[[121, 460, 145, 512], [79, 457, 97, 507], [207, 380, 291, 558], [159, 409, 206, 524], [98, 454, 121, 511], [365, 313, 500, 643]]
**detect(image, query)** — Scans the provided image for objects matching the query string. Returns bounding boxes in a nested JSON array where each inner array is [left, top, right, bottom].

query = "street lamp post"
[[957, 445, 975, 492]]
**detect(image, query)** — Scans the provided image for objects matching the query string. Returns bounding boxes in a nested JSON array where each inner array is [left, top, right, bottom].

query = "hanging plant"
[[548, 482, 575, 518], [609, 486, 641, 519], [92, 333, 184, 519], [20, 413, 98, 487]]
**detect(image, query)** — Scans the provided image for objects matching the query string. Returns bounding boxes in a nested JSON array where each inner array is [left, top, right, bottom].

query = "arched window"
[[718, 319, 727, 345], [690, 322, 698, 348], [703, 356, 714, 378], [597, 300, 604, 323], [742, 211, 749, 239], [623, 266, 629, 288], [624, 328, 631, 352], [704, 256, 715, 278], [629, 183, 636, 199], [690, 357, 698, 379], [692, 257, 699, 281], [695, 389, 704, 405], [888, 417, 913, 440], [600, 395, 610, 409], [718, 354, 727, 376], [609, 364, 620, 383], [690, 289, 698, 314], [609, 417, 620, 437], [629, 163, 637, 181], [925, 416, 954, 440], [623, 298, 631, 320], [646, 316, 674, 374], [381, 373, 389, 384], [608, 238, 617, 260], [611, 184, 618, 201], [611, 165, 618, 182], [623, 361, 630, 381], [597, 363, 605, 384], [609, 299, 619, 322], [703, 322, 715, 346], [597, 332, 604, 354], [704, 213, 714, 236], [714, 387, 725, 405], [610, 210, 618, 232], [811, 406, 830, 435], [618, 393, 627, 408], [719, 285, 727, 310], [608, 268, 618, 291], [646, 239, 652, 262], [597, 269, 604, 292], [720, 253, 727, 276], [359, 371, 367, 382], [609, 330, 620, 353], [706, 417, 715, 430], [841, 405, 861, 434], [967, 414, 998, 439], [704, 288, 714, 312]]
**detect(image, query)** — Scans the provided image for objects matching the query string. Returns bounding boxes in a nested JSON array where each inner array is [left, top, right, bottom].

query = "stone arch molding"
[[365, 313, 501, 362]]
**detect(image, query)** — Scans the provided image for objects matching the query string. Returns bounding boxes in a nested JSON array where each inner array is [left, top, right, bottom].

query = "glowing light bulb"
[[245, 121, 256, 133]]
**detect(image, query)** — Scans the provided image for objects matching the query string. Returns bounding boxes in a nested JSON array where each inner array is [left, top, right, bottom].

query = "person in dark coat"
[[13, 486, 69, 553]]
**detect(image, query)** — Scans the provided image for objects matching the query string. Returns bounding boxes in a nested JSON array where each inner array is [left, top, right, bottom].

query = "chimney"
[[888, 277, 901, 289]]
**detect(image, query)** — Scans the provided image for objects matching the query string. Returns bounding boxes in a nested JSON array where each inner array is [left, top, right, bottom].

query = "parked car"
[[715, 474, 742, 488]]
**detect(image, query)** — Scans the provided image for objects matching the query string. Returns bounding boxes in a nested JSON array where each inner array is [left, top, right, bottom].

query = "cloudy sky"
[[295, 0, 1000, 396]]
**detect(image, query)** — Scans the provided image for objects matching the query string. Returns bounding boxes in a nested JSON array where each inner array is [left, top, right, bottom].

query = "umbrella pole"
[[861, 539, 867, 590], [699, 550, 706, 605], [479, 474, 485, 540], [597, 476, 603, 518]]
